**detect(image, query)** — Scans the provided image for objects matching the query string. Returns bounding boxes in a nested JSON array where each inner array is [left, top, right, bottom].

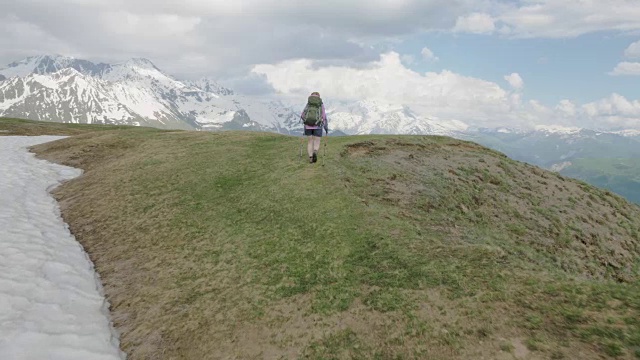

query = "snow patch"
[[0, 57, 41, 78], [534, 124, 582, 134], [0, 136, 125, 360], [550, 161, 573, 172], [32, 74, 60, 90], [613, 129, 640, 137], [195, 110, 236, 124]]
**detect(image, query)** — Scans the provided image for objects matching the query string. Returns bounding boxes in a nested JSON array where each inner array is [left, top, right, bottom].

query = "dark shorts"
[[304, 128, 323, 137]]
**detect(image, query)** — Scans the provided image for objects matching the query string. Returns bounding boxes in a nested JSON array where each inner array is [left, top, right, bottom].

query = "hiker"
[[300, 91, 329, 163]]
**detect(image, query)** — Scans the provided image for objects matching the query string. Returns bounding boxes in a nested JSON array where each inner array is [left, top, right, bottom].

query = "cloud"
[[453, 13, 496, 34], [555, 100, 577, 117], [497, 0, 640, 38], [252, 51, 520, 127], [624, 40, 640, 58], [252, 52, 507, 107], [609, 62, 640, 76], [252, 51, 640, 130], [420, 47, 439, 61], [583, 93, 640, 116], [0, 0, 479, 78], [0, 14, 77, 61], [1, 0, 640, 132], [219, 72, 276, 96], [400, 54, 416, 65], [527, 95, 640, 130], [504, 73, 524, 90], [581, 93, 640, 129], [3, 0, 640, 79]]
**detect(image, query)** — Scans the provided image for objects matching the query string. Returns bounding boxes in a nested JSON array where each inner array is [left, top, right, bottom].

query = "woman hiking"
[[300, 91, 329, 163]]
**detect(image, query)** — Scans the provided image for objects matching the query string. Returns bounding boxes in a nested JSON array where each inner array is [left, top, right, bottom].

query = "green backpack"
[[303, 95, 323, 126]]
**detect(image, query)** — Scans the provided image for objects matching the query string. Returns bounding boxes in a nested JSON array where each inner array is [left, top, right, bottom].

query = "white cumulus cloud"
[[252, 52, 511, 123], [421, 47, 438, 61], [453, 13, 496, 34], [555, 99, 577, 117], [609, 62, 640, 76], [252, 52, 506, 104], [581, 93, 640, 129], [624, 40, 640, 59], [504, 73, 524, 90], [0, 0, 479, 78], [498, 0, 640, 38], [2, 0, 640, 131], [252, 52, 640, 131], [3, 0, 640, 78], [400, 54, 416, 65]]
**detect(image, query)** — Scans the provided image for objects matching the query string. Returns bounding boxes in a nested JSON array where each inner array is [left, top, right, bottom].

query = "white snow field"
[[0, 136, 125, 360]]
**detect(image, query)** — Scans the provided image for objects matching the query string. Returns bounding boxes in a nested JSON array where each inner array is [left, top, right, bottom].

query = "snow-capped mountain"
[[461, 126, 640, 168], [1, 54, 638, 141], [0, 55, 474, 137], [1, 55, 111, 78], [185, 78, 234, 96], [0, 55, 300, 132], [0, 68, 146, 126], [328, 100, 468, 136], [2, 55, 638, 204], [612, 129, 640, 137]]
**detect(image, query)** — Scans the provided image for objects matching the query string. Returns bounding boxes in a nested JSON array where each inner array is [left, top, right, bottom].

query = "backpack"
[[303, 95, 323, 126]]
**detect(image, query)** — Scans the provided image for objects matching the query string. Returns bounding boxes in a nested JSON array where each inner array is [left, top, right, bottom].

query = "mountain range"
[[1, 55, 639, 203], [0, 55, 473, 137], [0, 55, 306, 133]]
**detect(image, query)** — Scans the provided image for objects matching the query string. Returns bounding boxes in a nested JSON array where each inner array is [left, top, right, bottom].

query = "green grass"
[[6, 117, 639, 359], [303, 329, 370, 359], [0, 116, 144, 136]]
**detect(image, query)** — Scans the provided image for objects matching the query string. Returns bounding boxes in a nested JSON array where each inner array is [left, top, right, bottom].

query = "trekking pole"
[[323, 133, 328, 166], [299, 135, 302, 160]]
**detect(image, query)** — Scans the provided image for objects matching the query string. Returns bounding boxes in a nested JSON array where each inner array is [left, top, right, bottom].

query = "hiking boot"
[[312, 152, 317, 163], [309, 156, 314, 163]]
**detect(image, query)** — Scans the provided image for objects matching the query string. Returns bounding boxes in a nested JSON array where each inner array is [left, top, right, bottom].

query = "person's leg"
[[307, 136, 314, 161], [313, 136, 321, 154], [311, 132, 322, 162]]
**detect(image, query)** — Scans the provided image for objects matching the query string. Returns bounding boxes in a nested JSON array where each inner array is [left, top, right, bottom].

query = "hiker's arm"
[[300, 104, 308, 121]]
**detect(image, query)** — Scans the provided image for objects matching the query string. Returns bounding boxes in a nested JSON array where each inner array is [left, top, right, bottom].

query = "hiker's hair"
[[311, 92, 320, 96]]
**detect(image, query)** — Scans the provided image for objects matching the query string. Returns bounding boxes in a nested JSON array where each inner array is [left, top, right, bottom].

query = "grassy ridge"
[[465, 130, 640, 206], [0, 117, 143, 136], [3, 118, 640, 359]]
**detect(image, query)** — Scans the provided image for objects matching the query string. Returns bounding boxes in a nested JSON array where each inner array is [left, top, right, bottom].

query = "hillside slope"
[[3, 118, 639, 359], [463, 129, 640, 205]]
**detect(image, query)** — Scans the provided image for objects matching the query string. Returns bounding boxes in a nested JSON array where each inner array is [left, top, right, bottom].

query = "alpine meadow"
[[3, 118, 639, 359]]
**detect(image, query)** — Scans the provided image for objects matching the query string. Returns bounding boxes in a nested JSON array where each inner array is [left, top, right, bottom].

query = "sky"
[[0, 136, 124, 360], [2, 0, 640, 130]]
